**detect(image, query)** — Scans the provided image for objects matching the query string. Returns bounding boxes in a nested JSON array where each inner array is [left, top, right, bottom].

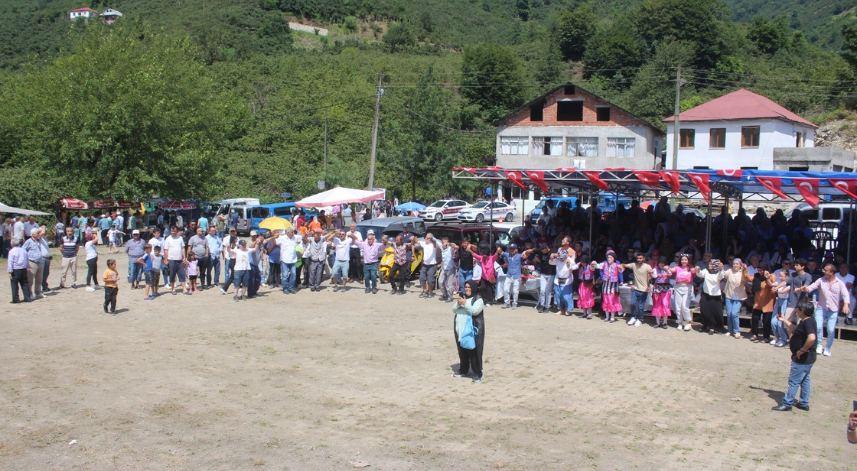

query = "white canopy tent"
[[0, 202, 51, 216], [294, 187, 385, 208]]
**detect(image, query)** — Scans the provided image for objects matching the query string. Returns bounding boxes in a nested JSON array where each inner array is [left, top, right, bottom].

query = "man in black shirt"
[[533, 243, 556, 313], [456, 239, 475, 295], [773, 300, 818, 412]]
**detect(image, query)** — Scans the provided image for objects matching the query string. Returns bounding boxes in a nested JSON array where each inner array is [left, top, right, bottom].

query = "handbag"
[[459, 316, 479, 350]]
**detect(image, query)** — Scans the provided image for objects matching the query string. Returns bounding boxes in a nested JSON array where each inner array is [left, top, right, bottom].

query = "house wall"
[[665, 119, 815, 170]]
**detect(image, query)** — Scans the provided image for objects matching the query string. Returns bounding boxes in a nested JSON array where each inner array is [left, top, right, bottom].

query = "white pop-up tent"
[[0, 202, 51, 216], [294, 187, 385, 208]]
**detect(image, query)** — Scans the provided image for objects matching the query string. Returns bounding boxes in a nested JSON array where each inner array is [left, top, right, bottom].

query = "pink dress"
[[651, 267, 671, 317], [600, 262, 623, 312], [577, 267, 596, 309]]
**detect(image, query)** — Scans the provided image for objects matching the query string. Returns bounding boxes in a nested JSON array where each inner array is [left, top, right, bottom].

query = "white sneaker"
[[633, 319, 641, 327], [165, 283, 171, 290], [676, 324, 683, 330], [769, 339, 778, 345], [775, 340, 785, 347], [627, 318, 635, 325], [823, 348, 831, 357], [816, 344, 823, 354], [85, 286, 95, 292], [684, 324, 692, 331]]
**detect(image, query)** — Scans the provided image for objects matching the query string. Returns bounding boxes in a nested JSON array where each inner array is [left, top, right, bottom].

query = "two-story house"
[[664, 89, 827, 171], [69, 7, 98, 20]]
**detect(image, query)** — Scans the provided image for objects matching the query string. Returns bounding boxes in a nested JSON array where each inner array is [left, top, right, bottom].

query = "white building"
[[664, 89, 817, 170], [100, 8, 123, 24], [69, 7, 98, 20]]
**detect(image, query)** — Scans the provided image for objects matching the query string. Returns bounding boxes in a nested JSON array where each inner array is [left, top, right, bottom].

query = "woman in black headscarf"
[[453, 280, 485, 382]]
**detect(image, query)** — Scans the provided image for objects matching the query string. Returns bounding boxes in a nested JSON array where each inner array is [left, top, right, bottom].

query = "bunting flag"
[[687, 173, 712, 203], [555, 167, 577, 173], [526, 170, 550, 192], [755, 176, 789, 199], [633, 170, 661, 188], [486, 166, 501, 172], [659, 171, 681, 194], [792, 178, 820, 209], [717, 169, 743, 178], [829, 178, 857, 200], [582, 171, 609, 191], [504, 170, 527, 191], [453, 167, 477, 173]]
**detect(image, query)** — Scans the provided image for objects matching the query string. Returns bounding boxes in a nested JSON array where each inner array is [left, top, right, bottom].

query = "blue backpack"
[[459, 316, 479, 350]]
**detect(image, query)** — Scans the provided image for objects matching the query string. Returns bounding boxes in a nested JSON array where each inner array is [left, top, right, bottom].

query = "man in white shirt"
[[13, 217, 25, 245], [347, 222, 363, 283], [269, 227, 299, 294], [416, 233, 441, 298], [163, 226, 188, 295], [327, 230, 351, 292]]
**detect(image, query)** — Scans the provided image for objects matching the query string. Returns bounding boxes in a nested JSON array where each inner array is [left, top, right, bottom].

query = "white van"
[[786, 202, 855, 250], [214, 198, 262, 235]]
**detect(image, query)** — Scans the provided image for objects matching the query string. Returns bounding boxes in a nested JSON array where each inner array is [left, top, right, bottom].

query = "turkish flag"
[[792, 178, 820, 209], [687, 173, 712, 203], [659, 171, 681, 194], [526, 170, 550, 192], [582, 171, 609, 191], [829, 178, 857, 200], [633, 170, 661, 188], [717, 169, 743, 178], [755, 176, 789, 200], [455, 167, 476, 173], [504, 170, 528, 191], [486, 166, 501, 172], [555, 167, 577, 173]]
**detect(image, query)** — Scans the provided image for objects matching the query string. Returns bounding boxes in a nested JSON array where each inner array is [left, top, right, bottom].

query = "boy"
[[150, 246, 163, 297], [102, 259, 119, 314], [137, 244, 156, 300]]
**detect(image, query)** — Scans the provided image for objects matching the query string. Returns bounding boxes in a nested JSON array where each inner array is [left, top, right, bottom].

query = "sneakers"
[[823, 348, 831, 357], [472, 376, 482, 383], [627, 318, 635, 325], [775, 340, 785, 347], [684, 324, 692, 331], [220, 286, 227, 294], [85, 286, 96, 292], [501, 304, 510, 309], [193, 289, 201, 294], [676, 324, 683, 330], [233, 296, 239, 301], [144, 296, 154, 301], [334, 286, 340, 292], [816, 344, 823, 354], [512, 303, 518, 310], [419, 292, 427, 298], [165, 284, 171, 290], [372, 288, 378, 294], [633, 319, 641, 327], [365, 289, 371, 294], [769, 339, 778, 345], [536, 306, 544, 313]]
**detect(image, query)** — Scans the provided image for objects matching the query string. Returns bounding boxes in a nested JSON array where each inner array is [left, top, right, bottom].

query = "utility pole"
[[323, 108, 328, 188], [671, 66, 682, 170], [368, 73, 383, 190]]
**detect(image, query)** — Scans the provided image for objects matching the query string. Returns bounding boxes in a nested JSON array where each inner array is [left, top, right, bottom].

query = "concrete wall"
[[665, 119, 815, 170], [773, 147, 856, 172]]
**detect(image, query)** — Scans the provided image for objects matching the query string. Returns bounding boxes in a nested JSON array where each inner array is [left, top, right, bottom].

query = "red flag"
[[633, 170, 661, 188], [659, 171, 681, 194], [582, 171, 609, 191], [755, 176, 789, 200], [717, 169, 743, 178], [687, 173, 712, 203], [504, 170, 527, 191], [526, 170, 550, 192], [555, 167, 577, 173], [829, 178, 857, 200], [486, 166, 501, 172], [604, 167, 626, 171], [792, 178, 820, 209], [454, 167, 476, 173]]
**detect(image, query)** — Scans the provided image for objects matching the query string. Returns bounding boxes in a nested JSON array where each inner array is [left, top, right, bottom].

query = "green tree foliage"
[[624, 40, 696, 127], [635, 0, 728, 70], [747, 16, 790, 55], [517, 0, 530, 21], [383, 23, 417, 52], [582, 16, 645, 79], [555, 4, 598, 62], [843, 23, 857, 72], [0, 23, 243, 201], [461, 43, 527, 121]]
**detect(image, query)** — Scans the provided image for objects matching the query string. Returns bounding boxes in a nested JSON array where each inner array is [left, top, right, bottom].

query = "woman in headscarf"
[[750, 261, 777, 342], [697, 258, 727, 334], [651, 256, 673, 329], [453, 280, 485, 383], [593, 250, 623, 322], [723, 258, 752, 338]]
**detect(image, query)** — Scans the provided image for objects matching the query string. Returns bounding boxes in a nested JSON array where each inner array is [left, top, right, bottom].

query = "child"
[[107, 227, 124, 253], [150, 246, 163, 297], [137, 244, 155, 300], [771, 269, 791, 347], [576, 255, 596, 319], [651, 257, 673, 328], [187, 252, 199, 293], [102, 259, 119, 314], [226, 239, 259, 301]]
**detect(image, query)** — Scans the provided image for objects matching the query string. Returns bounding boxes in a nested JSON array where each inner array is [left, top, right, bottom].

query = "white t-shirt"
[[163, 235, 185, 261], [347, 230, 363, 248], [233, 249, 250, 271], [420, 240, 439, 265], [276, 234, 299, 264], [85, 240, 98, 260], [333, 237, 350, 261], [13, 221, 24, 241], [148, 237, 163, 250]]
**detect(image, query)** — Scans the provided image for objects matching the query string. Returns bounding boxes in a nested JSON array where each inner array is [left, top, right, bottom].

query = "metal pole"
[[705, 193, 713, 252], [672, 66, 681, 170], [489, 184, 495, 247], [589, 190, 594, 258], [323, 109, 328, 188], [848, 199, 854, 264], [722, 195, 730, 257], [368, 73, 383, 190]]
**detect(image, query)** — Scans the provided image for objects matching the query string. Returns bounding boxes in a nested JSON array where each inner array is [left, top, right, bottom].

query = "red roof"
[[70, 7, 98, 13], [664, 89, 817, 128]]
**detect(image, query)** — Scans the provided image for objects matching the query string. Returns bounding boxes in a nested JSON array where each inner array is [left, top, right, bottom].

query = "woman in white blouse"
[[697, 259, 727, 334]]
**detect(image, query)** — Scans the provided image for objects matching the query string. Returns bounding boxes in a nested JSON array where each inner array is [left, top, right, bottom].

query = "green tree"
[[383, 23, 417, 52], [517, 0, 530, 21], [555, 4, 598, 62], [624, 39, 696, 129], [635, 0, 728, 70], [582, 16, 645, 80], [1, 23, 243, 201], [747, 16, 790, 55], [461, 43, 527, 121], [843, 23, 857, 72]]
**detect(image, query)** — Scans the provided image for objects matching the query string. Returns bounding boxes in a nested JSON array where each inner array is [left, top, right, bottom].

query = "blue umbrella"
[[396, 201, 426, 212]]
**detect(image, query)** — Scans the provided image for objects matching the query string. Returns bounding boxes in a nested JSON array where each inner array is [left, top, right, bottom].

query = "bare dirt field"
[[1, 251, 855, 470]]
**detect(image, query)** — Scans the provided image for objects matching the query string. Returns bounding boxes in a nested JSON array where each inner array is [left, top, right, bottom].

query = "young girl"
[[672, 254, 697, 331], [187, 252, 200, 293], [576, 254, 596, 319], [651, 256, 673, 328], [107, 227, 124, 253], [594, 250, 623, 322], [771, 269, 791, 347]]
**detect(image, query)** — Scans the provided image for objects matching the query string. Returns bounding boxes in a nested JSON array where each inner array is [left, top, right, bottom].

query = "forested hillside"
[[0, 0, 855, 210]]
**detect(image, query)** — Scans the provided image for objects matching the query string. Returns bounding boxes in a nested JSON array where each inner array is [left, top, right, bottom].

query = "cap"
[[238, 239, 247, 246], [367, 230, 375, 236], [652, 250, 659, 254], [314, 228, 323, 234], [509, 243, 518, 250], [229, 227, 237, 232], [132, 230, 140, 235], [250, 230, 257, 236]]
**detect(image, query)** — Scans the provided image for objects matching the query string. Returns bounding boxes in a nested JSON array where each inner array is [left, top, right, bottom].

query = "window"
[[273, 207, 293, 217], [789, 166, 809, 171], [557, 101, 583, 121], [252, 207, 268, 219], [573, 159, 586, 169], [679, 129, 695, 148], [692, 166, 710, 169], [709, 128, 726, 148], [796, 132, 805, 148], [740, 166, 758, 170], [530, 101, 544, 121], [567, 137, 598, 157], [596, 107, 611, 122], [607, 137, 635, 158], [741, 126, 760, 147], [500, 136, 529, 155], [821, 208, 841, 220], [564, 85, 575, 95], [532, 137, 563, 156]]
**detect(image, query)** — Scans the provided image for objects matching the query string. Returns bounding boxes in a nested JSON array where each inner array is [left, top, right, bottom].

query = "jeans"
[[224, 257, 232, 281], [168, 259, 186, 285], [553, 283, 573, 312], [364, 262, 378, 290], [631, 289, 647, 321], [129, 261, 143, 286], [503, 277, 521, 305], [782, 361, 813, 408], [208, 256, 221, 285], [332, 260, 349, 284], [814, 307, 838, 352], [458, 268, 473, 294], [725, 298, 743, 334], [309, 260, 324, 289], [538, 274, 554, 309], [280, 262, 296, 292], [772, 298, 789, 342]]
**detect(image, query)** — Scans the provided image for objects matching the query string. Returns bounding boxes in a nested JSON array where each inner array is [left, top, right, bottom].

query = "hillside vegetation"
[[0, 0, 855, 210]]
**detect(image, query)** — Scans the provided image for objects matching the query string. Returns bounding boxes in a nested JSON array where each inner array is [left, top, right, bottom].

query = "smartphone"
[[853, 400, 857, 411]]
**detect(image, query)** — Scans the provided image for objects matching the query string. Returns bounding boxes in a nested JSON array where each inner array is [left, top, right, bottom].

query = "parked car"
[[528, 196, 578, 223], [596, 193, 633, 212], [428, 224, 511, 248], [457, 201, 516, 223], [419, 199, 469, 222], [785, 202, 855, 243], [355, 217, 426, 240]]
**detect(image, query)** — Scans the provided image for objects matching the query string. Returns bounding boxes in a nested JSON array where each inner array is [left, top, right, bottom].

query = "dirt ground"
[[1, 250, 855, 470]]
